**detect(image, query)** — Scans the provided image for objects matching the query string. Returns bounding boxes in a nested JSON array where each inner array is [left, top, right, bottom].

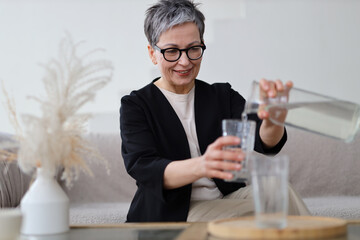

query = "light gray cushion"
[[304, 196, 360, 220], [0, 133, 31, 208], [70, 202, 130, 224]]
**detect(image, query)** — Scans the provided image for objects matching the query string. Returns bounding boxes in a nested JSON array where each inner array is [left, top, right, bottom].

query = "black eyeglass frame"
[[153, 43, 206, 62]]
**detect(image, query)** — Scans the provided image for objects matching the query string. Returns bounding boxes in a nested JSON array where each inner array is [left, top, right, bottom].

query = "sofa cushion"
[[0, 133, 31, 208], [70, 202, 130, 224], [304, 196, 360, 220]]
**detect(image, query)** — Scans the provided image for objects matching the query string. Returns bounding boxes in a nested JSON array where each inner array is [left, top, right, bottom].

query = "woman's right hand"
[[163, 136, 245, 189], [197, 136, 245, 180]]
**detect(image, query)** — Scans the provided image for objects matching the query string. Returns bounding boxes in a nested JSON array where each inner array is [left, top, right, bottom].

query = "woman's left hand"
[[257, 78, 293, 121], [257, 78, 293, 148]]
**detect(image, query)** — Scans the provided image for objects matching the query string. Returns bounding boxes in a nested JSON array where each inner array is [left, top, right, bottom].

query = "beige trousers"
[[187, 183, 310, 222]]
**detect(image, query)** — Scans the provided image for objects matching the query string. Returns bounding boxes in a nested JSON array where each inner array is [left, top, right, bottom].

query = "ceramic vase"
[[20, 168, 69, 235]]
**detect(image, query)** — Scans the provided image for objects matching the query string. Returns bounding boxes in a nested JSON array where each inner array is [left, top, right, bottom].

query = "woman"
[[120, 0, 309, 222]]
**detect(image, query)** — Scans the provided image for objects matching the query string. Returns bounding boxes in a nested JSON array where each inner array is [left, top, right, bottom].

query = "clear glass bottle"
[[245, 81, 360, 142]]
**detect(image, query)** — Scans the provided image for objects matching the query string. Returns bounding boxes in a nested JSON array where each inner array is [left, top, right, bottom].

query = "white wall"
[[1, 0, 359, 134]]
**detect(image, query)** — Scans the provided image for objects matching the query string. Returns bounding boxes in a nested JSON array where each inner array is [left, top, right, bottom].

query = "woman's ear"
[[148, 44, 157, 65]]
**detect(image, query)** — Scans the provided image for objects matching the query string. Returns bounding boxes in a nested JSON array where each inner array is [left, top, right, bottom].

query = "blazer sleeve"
[[120, 94, 173, 203]]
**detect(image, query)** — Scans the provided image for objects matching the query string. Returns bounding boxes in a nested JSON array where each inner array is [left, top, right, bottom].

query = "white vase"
[[20, 168, 69, 235]]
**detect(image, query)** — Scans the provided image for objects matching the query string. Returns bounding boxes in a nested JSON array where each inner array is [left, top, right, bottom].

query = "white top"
[[158, 86, 223, 201]]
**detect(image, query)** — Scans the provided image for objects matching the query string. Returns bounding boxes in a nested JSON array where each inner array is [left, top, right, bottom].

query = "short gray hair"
[[144, 0, 205, 47]]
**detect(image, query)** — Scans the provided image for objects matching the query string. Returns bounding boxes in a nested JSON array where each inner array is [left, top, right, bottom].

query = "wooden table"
[[18, 219, 360, 240]]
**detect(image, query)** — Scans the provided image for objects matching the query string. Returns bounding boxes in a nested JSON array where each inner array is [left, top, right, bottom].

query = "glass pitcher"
[[244, 81, 360, 142]]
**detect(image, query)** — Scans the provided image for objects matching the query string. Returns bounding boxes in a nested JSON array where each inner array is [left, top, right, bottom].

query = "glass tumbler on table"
[[251, 154, 289, 229]]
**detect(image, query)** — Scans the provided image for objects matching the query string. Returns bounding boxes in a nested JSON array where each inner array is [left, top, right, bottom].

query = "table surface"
[[19, 220, 360, 240]]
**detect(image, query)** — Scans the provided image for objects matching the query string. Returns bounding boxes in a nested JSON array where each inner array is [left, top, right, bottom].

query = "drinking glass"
[[0, 208, 22, 240], [222, 119, 256, 182], [251, 154, 289, 229], [245, 81, 360, 142]]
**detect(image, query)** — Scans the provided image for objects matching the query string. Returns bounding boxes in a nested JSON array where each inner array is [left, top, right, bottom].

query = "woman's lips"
[[174, 69, 191, 76]]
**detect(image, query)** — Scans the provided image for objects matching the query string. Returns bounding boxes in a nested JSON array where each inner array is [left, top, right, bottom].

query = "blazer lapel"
[[149, 84, 191, 160], [194, 80, 223, 155]]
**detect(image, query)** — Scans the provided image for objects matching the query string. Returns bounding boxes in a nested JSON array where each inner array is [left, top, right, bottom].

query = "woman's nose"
[[177, 52, 191, 65]]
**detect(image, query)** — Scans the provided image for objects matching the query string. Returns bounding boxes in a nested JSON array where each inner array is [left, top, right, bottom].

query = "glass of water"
[[222, 119, 256, 182], [251, 154, 289, 229]]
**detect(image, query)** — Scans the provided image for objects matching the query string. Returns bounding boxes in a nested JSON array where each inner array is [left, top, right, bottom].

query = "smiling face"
[[148, 22, 204, 94]]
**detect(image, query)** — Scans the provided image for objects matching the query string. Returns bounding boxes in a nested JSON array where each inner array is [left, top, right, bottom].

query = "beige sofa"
[[283, 127, 360, 219], [1, 126, 360, 224]]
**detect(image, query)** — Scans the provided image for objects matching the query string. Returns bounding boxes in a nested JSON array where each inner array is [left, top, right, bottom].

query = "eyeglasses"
[[153, 44, 206, 62]]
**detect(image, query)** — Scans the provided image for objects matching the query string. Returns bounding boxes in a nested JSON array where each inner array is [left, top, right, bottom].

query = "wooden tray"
[[208, 216, 347, 239]]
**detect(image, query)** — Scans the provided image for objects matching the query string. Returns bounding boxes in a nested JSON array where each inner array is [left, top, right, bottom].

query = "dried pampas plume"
[[1, 35, 113, 187]]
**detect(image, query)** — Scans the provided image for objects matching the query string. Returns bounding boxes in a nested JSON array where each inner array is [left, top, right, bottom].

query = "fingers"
[[206, 146, 245, 163], [258, 109, 269, 119], [285, 80, 293, 89], [209, 136, 240, 151], [275, 79, 284, 92], [207, 169, 234, 180], [201, 136, 246, 180], [206, 158, 242, 171], [202, 157, 243, 180], [260, 78, 289, 98], [258, 78, 291, 120]]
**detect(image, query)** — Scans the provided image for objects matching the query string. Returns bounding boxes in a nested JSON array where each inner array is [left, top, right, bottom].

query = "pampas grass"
[[0, 35, 113, 187]]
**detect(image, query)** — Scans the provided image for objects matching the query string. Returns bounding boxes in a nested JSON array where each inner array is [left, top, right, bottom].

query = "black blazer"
[[120, 79, 286, 222]]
